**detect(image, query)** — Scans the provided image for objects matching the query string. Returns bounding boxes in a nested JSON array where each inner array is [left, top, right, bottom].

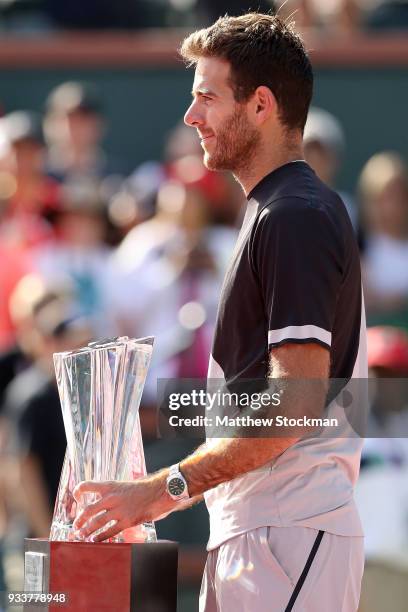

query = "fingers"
[[73, 480, 113, 502], [73, 498, 107, 530], [91, 521, 124, 543], [73, 480, 118, 530], [71, 480, 143, 542], [75, 510, 117, 540]]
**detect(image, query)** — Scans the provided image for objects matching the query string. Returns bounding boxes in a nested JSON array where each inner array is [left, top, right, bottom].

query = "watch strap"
[[169, 463, 180, 477]]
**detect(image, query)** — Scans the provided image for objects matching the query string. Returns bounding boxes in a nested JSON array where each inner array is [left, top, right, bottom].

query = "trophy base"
[[24, 538, 178, 612]]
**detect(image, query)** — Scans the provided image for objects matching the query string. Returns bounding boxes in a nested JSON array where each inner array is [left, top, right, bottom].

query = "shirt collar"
[[247, 160, 308, 204]]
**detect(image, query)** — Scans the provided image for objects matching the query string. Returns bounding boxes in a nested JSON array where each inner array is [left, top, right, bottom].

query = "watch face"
[[168, 477, 185, 496]]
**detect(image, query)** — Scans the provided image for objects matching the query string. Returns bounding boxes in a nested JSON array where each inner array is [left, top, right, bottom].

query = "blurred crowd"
[[0, 80, 242, 609], [1, 0, 408, 34], [0, 80, 407, 611]]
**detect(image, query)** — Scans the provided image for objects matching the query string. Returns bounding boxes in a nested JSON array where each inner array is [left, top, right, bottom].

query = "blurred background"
[[0, 1, 407, 611]]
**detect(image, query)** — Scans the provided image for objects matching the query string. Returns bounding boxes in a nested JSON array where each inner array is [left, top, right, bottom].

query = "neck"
[[234, 132, 304, 196]]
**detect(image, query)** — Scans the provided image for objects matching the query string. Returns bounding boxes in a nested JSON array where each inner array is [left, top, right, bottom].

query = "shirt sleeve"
[[251, 198, 344, 350]]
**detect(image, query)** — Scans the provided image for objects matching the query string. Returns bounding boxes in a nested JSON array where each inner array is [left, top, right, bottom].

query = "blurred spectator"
[[303, 106, 358, 228], [34, 178, 116, 338], [167, 154, 242, 226], [356, 326, 408, 612], [315, 0, 362, 33], [1, 287, 91, 538], [107, 162, 165, 240], [359, 151, 408, 329], [44, 82, 124, 184], [0, 111, 60, 250], [0, 244, 31, 351], [164, 122, 202, 164], [0, 279, 89, 598], [0, 274, 51, 411], [278, 0, 362, 33], [0, 274, 73, 456], [364, 326, 408, 441], [276, 0, 320, 29], [0, 111, 60, 350]]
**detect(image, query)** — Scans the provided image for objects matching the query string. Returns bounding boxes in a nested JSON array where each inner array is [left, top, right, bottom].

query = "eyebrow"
[[191, 87, 217, 98]]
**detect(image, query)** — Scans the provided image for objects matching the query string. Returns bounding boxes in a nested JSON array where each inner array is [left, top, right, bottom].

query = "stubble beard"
[[203, 105, 261, 176]]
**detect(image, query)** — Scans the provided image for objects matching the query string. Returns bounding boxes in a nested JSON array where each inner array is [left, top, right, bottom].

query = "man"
[[0, 111, 61, 253], [74, 13, 367, 611], [44, 81, 123, 183]]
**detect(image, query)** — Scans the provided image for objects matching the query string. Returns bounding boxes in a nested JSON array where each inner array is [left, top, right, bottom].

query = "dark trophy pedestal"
[[24, 538, 178, 612]]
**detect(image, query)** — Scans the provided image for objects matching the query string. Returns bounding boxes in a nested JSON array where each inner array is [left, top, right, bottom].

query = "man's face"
[[184, 57, 260, 173], [12, 139, 44, 174], [65, 109, 103, 149]]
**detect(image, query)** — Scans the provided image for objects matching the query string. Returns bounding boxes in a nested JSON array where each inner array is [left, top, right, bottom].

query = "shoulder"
[[249, 193, 348, 279], [254, 162, 349, 231], [254, 194, 343, 245]]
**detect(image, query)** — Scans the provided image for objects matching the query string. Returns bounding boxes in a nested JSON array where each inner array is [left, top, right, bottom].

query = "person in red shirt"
[[0, 111, 61, 251]]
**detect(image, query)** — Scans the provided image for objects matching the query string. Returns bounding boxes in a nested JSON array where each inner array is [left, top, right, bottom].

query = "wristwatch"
[[166, 463, 190, 501]]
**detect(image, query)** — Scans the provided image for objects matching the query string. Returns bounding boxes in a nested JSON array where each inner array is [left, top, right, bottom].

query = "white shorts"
[[199, 526, 364, 612]]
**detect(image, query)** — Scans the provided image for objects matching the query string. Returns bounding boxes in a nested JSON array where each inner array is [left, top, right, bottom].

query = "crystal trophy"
[[24, 336, 178, 612], [50, 335, 156, 543]]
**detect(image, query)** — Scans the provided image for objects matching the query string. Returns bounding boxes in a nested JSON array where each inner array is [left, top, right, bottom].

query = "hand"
[[73, 474, 173, 542]]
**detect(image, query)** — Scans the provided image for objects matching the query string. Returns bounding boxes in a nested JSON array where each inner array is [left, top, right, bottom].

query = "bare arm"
[[179, 342, 329, 496], [74, 343, 328, 541]]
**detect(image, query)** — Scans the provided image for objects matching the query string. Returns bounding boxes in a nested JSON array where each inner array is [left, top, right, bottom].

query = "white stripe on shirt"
[[268, 325, 332, 346]]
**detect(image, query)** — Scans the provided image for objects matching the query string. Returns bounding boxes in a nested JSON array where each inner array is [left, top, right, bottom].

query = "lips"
[[200, 134, 215, 146], [198, 132, 215, 142]]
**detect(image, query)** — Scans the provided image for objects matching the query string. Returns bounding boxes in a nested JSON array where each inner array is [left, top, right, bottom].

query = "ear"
[[251, 86, 277, 125]]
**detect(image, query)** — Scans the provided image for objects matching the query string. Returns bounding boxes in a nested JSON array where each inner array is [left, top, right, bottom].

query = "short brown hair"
[[180, 13, 313, 131]]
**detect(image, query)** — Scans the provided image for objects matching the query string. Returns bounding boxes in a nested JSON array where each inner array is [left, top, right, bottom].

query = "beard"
[[203, 104, 260, 174]]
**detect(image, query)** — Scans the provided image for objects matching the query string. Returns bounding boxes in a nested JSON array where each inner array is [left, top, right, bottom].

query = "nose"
[[184, 99, 203, 128]]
